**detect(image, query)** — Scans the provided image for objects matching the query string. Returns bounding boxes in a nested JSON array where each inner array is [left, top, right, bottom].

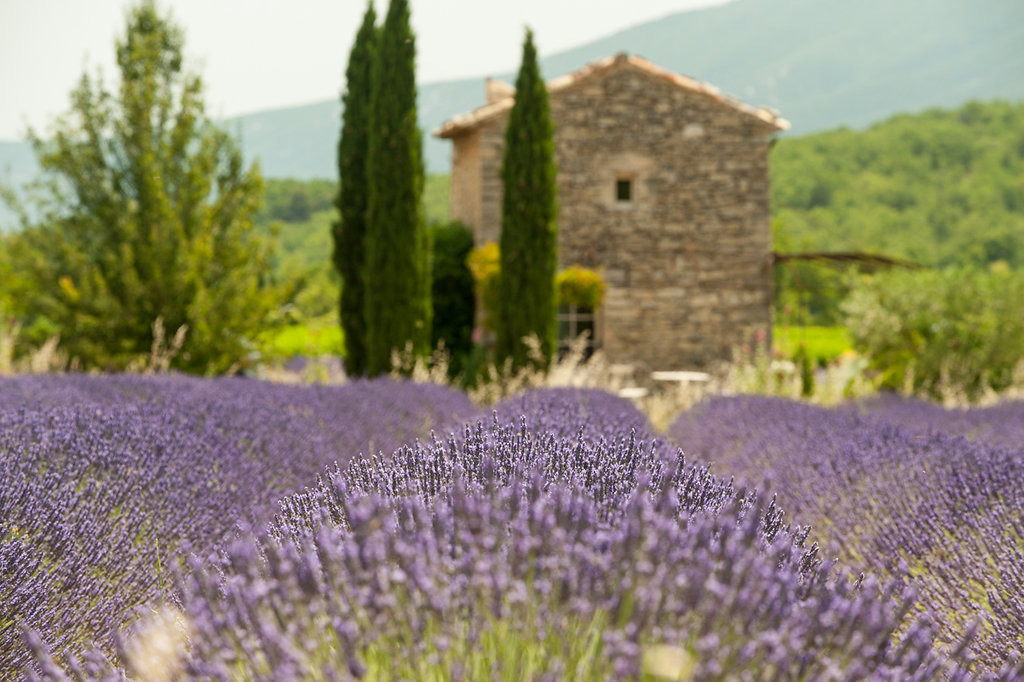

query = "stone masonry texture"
[[438, 56, 785, 372]]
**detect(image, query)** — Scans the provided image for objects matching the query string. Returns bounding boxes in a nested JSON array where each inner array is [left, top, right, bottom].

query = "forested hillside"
[[772, 99, 1024, 268], [252, 175, 450, 326]]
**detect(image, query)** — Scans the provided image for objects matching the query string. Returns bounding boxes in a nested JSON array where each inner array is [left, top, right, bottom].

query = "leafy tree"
[[333, 2, 377, 376], [4, 0, 274, 373], [0, 233, 13, 313], [285, 190, 312, 222], [495, 28, 558, 372], [257, 178, 335, 224], [364, 0, 430, 376], [842, 266, 1024, 401]]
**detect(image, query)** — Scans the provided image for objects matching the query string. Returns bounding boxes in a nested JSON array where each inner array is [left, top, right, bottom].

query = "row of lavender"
[[669, 395, 1024, 673], [1, 374, 478, 675], [6, 375, 1022, 679], [15, 380, 1020, 680]]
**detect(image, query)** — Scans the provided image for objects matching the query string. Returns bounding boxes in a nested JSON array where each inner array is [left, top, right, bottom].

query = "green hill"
[[771, 99, 1024, 269], [253, 175, 451, 323]]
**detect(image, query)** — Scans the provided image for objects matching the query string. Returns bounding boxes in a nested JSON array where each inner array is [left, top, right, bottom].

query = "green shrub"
[[469, 249, 608, 337], [556, 265, 606, 310], [431, 221, 475, 377], [842, 266, 1024, 400], [467, 242, 501, 334]]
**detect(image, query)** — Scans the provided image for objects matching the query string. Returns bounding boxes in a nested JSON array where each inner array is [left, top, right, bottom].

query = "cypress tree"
[[332, 2, 377, 377], [364, 0, 430, 377], [496, 28, 558, 372]]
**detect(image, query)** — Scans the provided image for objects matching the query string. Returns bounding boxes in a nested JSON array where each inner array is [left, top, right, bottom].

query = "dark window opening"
[[616, 178, 632, 202]]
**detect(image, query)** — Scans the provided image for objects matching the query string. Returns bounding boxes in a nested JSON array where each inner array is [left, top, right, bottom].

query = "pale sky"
[[0, 0, 731, 140]]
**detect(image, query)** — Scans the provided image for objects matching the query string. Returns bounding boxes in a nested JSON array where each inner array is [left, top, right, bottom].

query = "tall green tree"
[[5, 0, 274, 373], [364, 0, 430, 376], [333, 2, 377, 376], [495, 28, 559, 372]]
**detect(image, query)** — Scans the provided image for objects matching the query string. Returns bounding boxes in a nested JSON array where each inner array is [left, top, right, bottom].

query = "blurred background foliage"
[[3, 91, 1023, 402], [771, 99, 1024, 269], [1, 1, 277, 374], [245, 174, 451, 363], [843, 265, 1024, 401], [429, 220, 476, 379]]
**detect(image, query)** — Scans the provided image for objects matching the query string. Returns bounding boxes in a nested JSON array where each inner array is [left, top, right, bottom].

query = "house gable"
[[434, 53, 788, 140]]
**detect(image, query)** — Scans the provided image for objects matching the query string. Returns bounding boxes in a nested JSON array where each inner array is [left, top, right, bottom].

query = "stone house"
[[433, 53, 789, 372]]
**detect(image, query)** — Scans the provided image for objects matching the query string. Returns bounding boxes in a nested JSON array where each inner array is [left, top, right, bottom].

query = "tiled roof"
[[433, 53, 790, 139]]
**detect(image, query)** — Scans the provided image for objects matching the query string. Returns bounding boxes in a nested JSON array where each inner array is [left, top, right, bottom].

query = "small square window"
[[616, 178, 632, 202]]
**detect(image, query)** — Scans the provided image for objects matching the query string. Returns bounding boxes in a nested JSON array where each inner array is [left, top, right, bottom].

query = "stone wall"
[[449, 61, 778, 371], [449, 132, 480, 230], [449, 119, 505, 243]]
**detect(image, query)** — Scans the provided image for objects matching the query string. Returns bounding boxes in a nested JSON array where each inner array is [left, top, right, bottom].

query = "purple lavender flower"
[[38, 390, 1010, 680], [669, 394, 1024, 673], [52, 465, 993, 680], [2, 373, 477, 675], [14, 379, 1024, 679]]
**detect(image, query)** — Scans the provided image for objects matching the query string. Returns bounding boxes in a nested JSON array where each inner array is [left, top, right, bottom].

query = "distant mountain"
[[2, 0, 1022, 194], [222, 0, 1024, 178], [0, 141, 39, 231], [222, 79, 487, 181]]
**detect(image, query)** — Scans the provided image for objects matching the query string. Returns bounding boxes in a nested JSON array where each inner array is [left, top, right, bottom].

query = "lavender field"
[[2, 375, 1023, 680], [669, 396, 1024, 675], [2, 375, 477, 676]]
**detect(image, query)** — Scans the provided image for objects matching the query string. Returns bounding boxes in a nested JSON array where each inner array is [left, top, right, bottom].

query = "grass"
[[773, 325, 852, 364], [260, 319, 343, 360]]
